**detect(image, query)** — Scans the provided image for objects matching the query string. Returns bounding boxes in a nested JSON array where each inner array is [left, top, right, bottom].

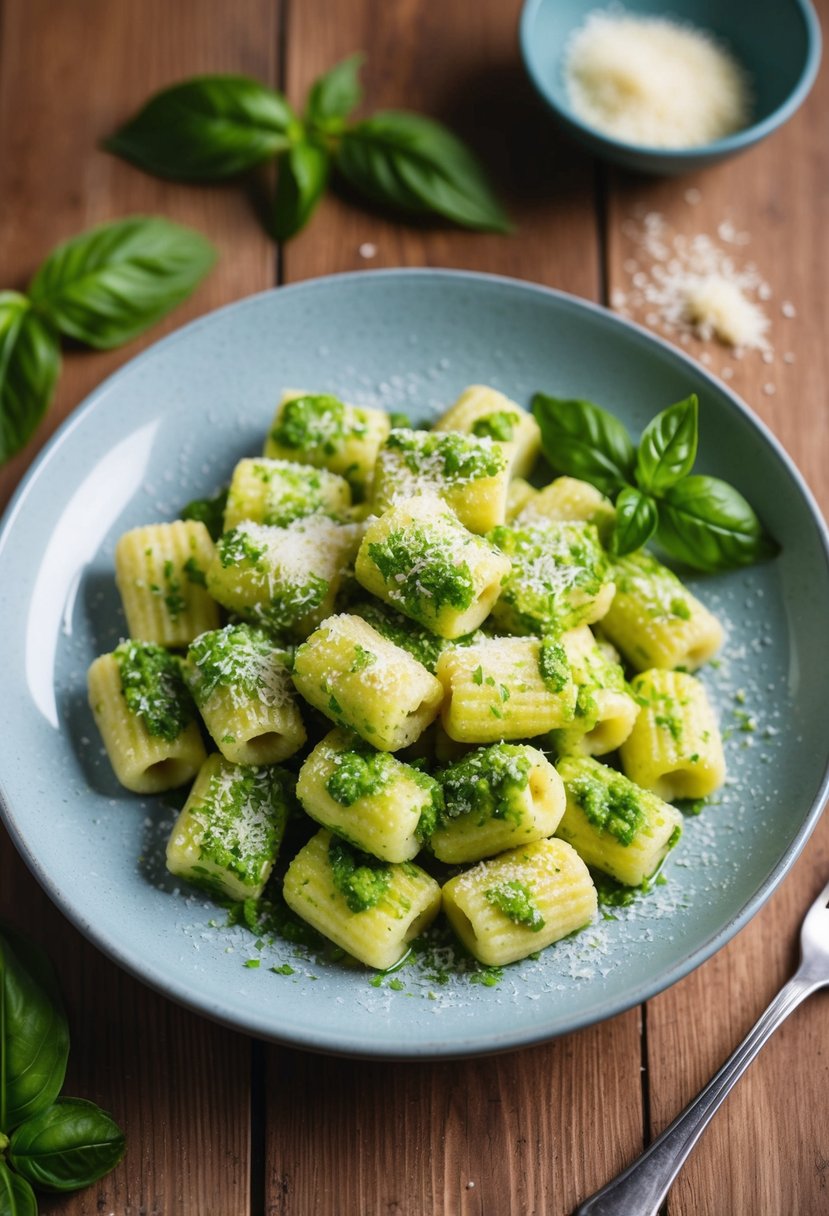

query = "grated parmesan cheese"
[[564, 9, 752, 149]]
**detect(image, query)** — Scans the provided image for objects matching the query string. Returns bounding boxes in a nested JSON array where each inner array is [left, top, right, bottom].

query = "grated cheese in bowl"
[[564, 9, 752, 149]]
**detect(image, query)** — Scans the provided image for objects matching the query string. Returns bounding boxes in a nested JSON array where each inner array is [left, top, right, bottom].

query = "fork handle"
[[575, 974, 821, 1216]]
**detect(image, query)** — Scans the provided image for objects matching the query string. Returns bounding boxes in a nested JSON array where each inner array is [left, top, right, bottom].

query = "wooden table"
[[1, 2, 827, 1212]]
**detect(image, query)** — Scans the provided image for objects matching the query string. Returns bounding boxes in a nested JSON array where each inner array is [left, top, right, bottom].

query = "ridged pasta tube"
[[88, 644, 205, 793], [552, 625, 640, 757], [264, 390, 390, 499], [292, 613, 444, 750], [506, 478, 537, 521], [431, 743, 565, 863], [600, 551, 724, 672], [224, 457, 351, 529], [556, 755, 683, 886], [296, 729, 441, 862], [185, 624, 306, 765], [432, 385, 542, 479], [207, 516, 361, 638], [283, 829, 441, 969], [489, 521, 615, 637], [442, 838, 597, 966], [620, 669, 726, 800], [372, 427, 511, 533], [115, 521, 219, 647], [436, 635, 577, 743], [165, 754, 290, 901], [515, 476, 616, 538], [355, 496, 511, 640]]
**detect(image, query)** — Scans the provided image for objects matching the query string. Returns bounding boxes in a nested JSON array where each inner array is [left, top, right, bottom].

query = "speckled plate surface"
[[1, 269, 828, 1059]]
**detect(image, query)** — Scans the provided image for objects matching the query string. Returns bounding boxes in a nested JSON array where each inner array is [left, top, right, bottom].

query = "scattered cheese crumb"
[[682, 275, 770, 350], [359, 243, 378, 259], [564, 9, 751, 148]]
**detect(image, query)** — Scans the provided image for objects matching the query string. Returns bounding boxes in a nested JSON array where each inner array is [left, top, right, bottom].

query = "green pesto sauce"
[[186, 623, 289, 706], [367, 525, 475, 618], [570, 773, 644, 847], [489, 522, 608, 635], [114, 640, 193, 742], [385, 428, 504, 481], [328, 837, 392, 913], [258, 574, 329, 632], [471, 411, 519, 442], [484, 879, 545, 931], [349, 643, 376, 672], [350, 600, 448, 673], [182, 487, 229, 541], [251, 462, 334, 527], [437, 744, 531, 827], [183, 556, 207, 586], [218, 527, 267, 568], [271, 394, 364, 456], [198, 765, 288, 882], [326, 743, 395, 806], [538, 637, 570, 693], [161, 558, 186, 619]]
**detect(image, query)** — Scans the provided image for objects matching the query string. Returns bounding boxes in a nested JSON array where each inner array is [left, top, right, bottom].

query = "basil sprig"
[[1, 929, 125, 1209], [0, 216, 215, 467], [106, 56, 510, 239], [532, 391, 778, 571]]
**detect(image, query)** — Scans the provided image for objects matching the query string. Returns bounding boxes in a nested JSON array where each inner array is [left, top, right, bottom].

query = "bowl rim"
[[2, 266, 829, 1059], [519, 0, 822, 163]]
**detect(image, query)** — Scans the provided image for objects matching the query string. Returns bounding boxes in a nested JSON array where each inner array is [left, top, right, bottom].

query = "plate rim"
[[1, 266, 828, 1059]]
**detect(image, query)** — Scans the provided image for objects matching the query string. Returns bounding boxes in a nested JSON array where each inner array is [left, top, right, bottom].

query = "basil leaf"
[[105, 75, 295, 180], [28, 216, 216, 350], [531, 392, 636, 495], [610, 487, 659, 556], [0, 293, 60, 465], [273, 139, 330, 240], [9, 1098, 125, 1193], [636, 394, 698, 494], [657, 475, 779, 571], [0, 1162, 36, 1216], [337, 111, 510, 233], [0, 928, 69, 1131], [306, 53, 363, 129]]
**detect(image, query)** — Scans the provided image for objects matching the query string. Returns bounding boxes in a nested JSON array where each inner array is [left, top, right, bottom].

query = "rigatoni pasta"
[[223, 457, 351, 529], [115, 521, 219, 647], [553, 625, 640, 756], [264, 390, 390, 498], [432, 384, 542, 478]]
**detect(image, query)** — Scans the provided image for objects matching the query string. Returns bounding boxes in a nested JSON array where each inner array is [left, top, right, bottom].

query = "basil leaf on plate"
[[0, 293, 60, 464], [610, 487, 659, 556], [28, 217, 216, 350], [531, 392, 636, 496], [336, 111, 510, 232], [636, 394, 698, 494], [273, 138, 330, 240], [306, 53, 364, 128], [9, 1098, 126, 1193], [657, 475, 778, 571], [0, 928, 69, 1131], [0, 1162, 37, 1216], [105, 75, 295, 180]]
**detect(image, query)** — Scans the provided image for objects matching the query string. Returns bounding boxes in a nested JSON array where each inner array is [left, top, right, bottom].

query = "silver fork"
[[576, 876, 829, 1216]]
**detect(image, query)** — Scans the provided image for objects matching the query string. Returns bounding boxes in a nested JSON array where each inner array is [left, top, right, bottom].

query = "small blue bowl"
[[520, 0, 821, 175]]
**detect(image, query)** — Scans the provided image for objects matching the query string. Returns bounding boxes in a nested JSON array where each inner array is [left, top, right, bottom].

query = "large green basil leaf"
[[306, 54, 363, 129], [28, 217, 215, 349], [337, 111, 510, 232], [531, 392, 636, 495], [657, 475, 778, 571], [0, 929, 69, 1132], [0, 292, 61, 465], [636, 394, 698, 494], [9, 1098, 125, 1192], [105, 75, 295, 180], [0, 1162, 36, 1216], [273, 139, 330, 240], [610, 487, 658, 556]]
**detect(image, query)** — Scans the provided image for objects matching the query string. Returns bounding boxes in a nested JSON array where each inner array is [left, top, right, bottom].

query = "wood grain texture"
[[0, 0, 282, 1211], [266, 4, 644, 1215], [605, 10, 829, 1212]]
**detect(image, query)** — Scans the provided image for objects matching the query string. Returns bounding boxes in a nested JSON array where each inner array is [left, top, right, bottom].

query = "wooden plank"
[[267, 4, 644, 1214], [605, 7, 829, 1210], [0, 0, 281, 1211]]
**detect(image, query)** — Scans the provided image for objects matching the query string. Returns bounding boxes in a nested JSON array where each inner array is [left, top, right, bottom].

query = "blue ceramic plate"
[[1, 270, 827, 1058]]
